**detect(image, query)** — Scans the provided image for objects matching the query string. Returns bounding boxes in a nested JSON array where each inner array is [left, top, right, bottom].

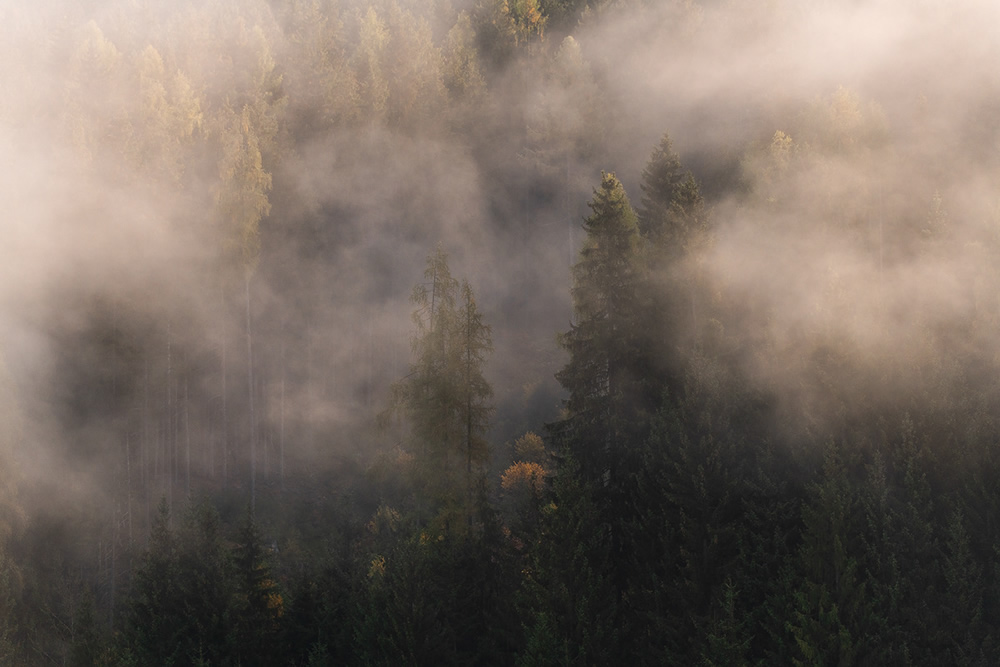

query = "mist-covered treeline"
[[3, 0, 1000, 664]]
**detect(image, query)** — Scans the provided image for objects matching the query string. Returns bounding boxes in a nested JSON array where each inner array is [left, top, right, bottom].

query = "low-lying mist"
[[0, 0, 998, 617]]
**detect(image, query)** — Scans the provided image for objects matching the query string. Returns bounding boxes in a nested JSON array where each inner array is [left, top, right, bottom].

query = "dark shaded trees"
[[549, 172, 656, 661], [636, 132, 709, 401], [232, 508, 283, 666], [122, 499, 240, 664], [121, 500, 183, 664], [517, 455, 618, 666]]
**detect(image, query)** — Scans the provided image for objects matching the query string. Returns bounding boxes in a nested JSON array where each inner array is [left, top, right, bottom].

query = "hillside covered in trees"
[[2, 0, 1000, 664]]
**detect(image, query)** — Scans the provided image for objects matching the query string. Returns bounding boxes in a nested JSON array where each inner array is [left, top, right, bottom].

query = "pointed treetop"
[[638, 132, 705, 254], [584, 171, 639, 236]]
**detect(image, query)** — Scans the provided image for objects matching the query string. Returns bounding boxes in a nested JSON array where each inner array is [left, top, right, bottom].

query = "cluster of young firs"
[[57, 131, 1000, 665]]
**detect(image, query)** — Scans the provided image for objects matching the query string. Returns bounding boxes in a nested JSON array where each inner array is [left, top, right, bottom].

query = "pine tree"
[[458, 280, 495, 527], [383, 246, 493, 534], [630, 380, 750, 663], [787, 442, 876, 666], [121, 499, 238, 664], [69, 594, 102, 667], [517, 455, 618, 666], [555, 171, 646, 488], [700, 580, 751, 666], [122, 499, 181, 664], [233, 507, 283, 666], [636, 133, 709, 399], [443, 12, 486, 102], [175, 501, 235, 663], [354, 7, 390, 121], [859, 419, 939, 662], [939, 506, 989, 664], [638, 133, 706, 256]]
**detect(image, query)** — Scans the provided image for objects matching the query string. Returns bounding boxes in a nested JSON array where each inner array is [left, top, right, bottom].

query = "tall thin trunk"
[[430, 265, 437, 334], [185, 373, 191, 497], [567, 151, 573, 272], [366, 309, 373, 409], [466, 381, 473, 527], [279, 332, 285, 491], [246, 275, 256, 514], [110, 511, 116, 630], [690, 280, 698, 336], [221, 287, 228, 483], [466, 305, 473, 527], [262, 378, 269, 480], [879, 181, 884, 294], [164, 420, 171, 511], [126, 430, 132, 548], [143, 354, 150, 532], [166, 321, 173, 491]]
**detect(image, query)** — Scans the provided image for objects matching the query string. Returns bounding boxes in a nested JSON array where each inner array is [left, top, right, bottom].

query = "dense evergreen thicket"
[[2, 0, 1000, 664]]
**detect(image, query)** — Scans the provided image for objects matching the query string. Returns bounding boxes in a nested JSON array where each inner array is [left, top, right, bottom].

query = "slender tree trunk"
[[466, 306, 473, 528], [690, 281, 698, 337], [262, 378, 269, 481], [567, 150, 573, 272], [366, 308, 373, 409], [185, 373, 191, 497], [166, 321, 172, 491], [110, 511, 116, 630], [126, 430, 132, 549], [430, 266, 437, 334], [143, 354, 150, 531], [279, 332, 285, 491], [221, 287, 228, 484], [466, 386, 473, 526], [164, 419, 171, 511], [246, 275, 256, 514]]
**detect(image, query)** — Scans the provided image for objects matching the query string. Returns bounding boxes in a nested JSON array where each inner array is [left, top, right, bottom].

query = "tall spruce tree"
[[637, 133, 708, 399], [122, 500, 182, 663], [518, 455, 618, 667], [233, 507, 283, 666], [458, 280, 495, 527], [553, 173, 649, 643], [787, 442, 876, 666], [638, 133, 705, 256], [555, 172, 646, 487]]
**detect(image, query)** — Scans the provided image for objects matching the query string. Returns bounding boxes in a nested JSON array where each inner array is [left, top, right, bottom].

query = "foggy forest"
[[1, 0, 999, 664]]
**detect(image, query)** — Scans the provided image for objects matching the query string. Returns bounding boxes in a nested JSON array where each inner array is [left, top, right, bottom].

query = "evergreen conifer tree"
[[384, 246, 493, 534], [555, 171, 646, 488], [638, 133, 705, 256], [233, 507, 283, 666], [636, 133, 709, 400], [122, 499, 182, 664]]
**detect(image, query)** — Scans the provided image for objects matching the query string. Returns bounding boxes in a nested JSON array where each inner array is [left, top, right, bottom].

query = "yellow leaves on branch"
[[216, 105, 271, 275], [507, 0, 546, 44], [368, 555, 386, 579], [366, 504, 401, 536], [502, 431, 549, 499], [501, 461, 547, 496], [265, 584, 283, 618]]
